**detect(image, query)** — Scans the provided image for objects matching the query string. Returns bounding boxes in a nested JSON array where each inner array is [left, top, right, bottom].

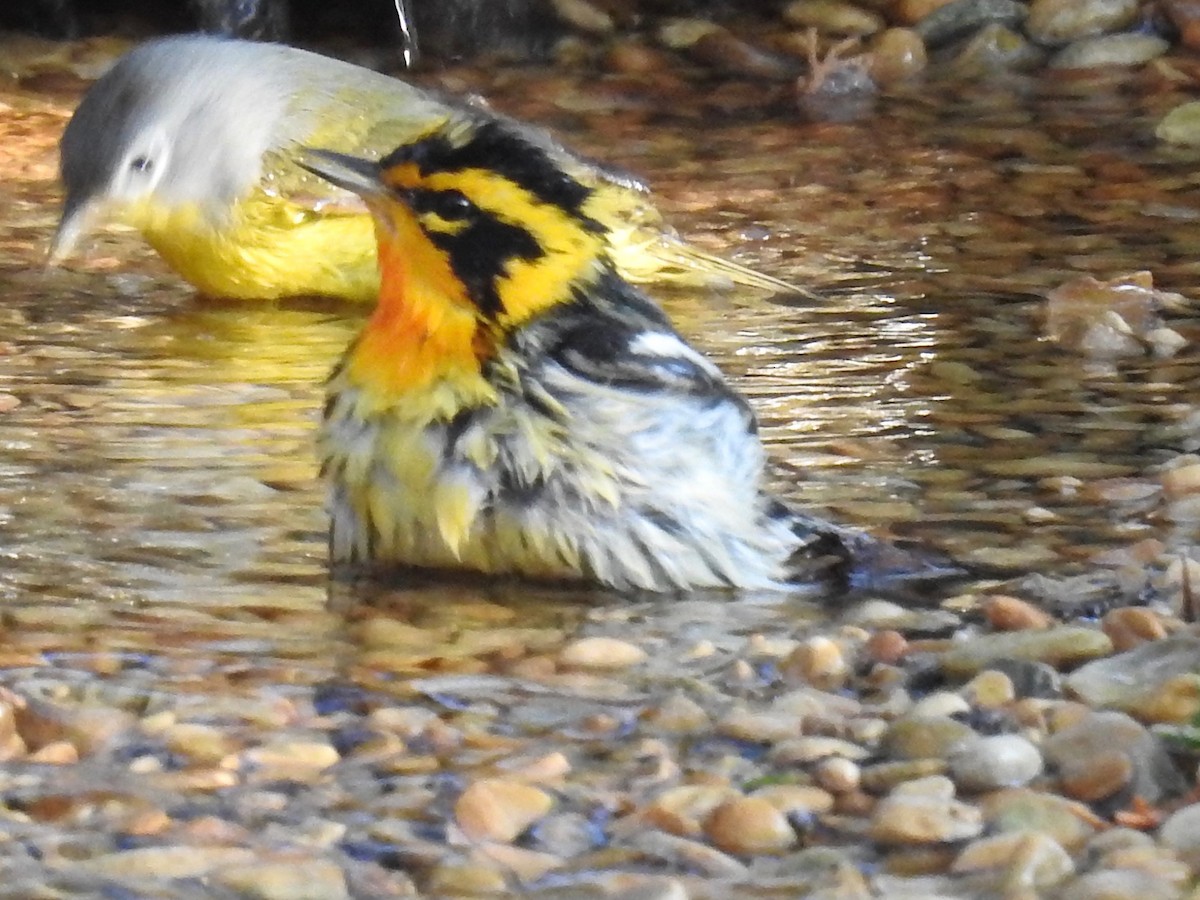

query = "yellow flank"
[[124, 189, 382, 301]]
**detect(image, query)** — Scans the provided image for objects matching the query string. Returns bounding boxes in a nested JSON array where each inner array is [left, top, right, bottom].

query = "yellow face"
[[318, 119, 613, 409]]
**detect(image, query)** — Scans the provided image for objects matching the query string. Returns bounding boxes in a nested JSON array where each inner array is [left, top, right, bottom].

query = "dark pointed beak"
[[295, 148, 387, 201]]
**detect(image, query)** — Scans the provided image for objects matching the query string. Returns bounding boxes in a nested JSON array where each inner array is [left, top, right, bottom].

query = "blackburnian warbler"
[[52, 35, 803, 302], [299, 116, 935, 591]]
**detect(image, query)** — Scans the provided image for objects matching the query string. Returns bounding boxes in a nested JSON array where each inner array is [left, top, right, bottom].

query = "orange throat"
[[344, 227, 492, 408]]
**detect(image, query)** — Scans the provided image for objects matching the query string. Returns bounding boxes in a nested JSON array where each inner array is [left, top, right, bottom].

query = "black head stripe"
[[426, 215, 544, 318], [381, 119, 601, 228]]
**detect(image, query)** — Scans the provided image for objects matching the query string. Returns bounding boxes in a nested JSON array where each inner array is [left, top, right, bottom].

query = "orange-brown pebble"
[[983, 595, 1054, 631], [1163, 0, 1200, 50], [1142, 675, 1200, 724], [605, 40, 673, 75], [704, 796, 797, 855], [26, 740, 77, 765], [1102, 607, 1168, 652], [1162, 462, 1200, 499], [455, 778, 555, 843], [866, 630, 910, 664], [647, 785, 738, 837], [751, 783, 836, 815], [867, 28, 927, 85], [836, 790, 876, 816], [1059, 751, 1132, 802], [783, 636, 849, 690], [891, 0, 957, 25], [815, 756, 862, 794]]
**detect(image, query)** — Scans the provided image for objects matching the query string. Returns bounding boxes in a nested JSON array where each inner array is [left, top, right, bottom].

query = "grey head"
[[51, 34, 303, 260]]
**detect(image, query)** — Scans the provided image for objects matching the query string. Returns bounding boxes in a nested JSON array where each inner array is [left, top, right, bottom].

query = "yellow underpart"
[[121, 191, 380, 301]]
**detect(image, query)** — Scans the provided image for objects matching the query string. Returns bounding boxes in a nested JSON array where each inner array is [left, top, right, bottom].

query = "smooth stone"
[[948, 734, 1044, 792], [770, 736, 871, 764], [947, 22, 1044, 73], [559, 637, 647, 669], [860, 759, 949, 793], [983, 595, 1053, 631], [894, 0, 956, 26], [783, 0, 885, 34], [1102, 607, 1168, 652], [814, 757, 861, 794], [913, 0, 1026, 46], [867, 28, 927, 86], [882, 715, 978, 760], [980, 789, 1100, 851], [910, 691, 972, 718], [870, 779, 983, 845], [952, 830, 1074, 887], [750, 783, 835, 815], [1162, 0, 1200, 49], [1066, 634, 1200, 723], [645, 785, 739, 836], [643, 693, 712, 734], [1049, 33, 1169, 69], [1043, 710, 1185, 804], [1158, 803, 1200, 870], [1059, 869, 1185, 900], [215, 860, 348, 900], [455, 778, 555, 843], [1156, 100, 1200, 146], [988, 658, 1063, 699], [717, 707, 802, 743], [704, 796, 797, 855], [1025, 0, 1139, 43], [960, 670, 1016, 708], [939, 627, 1113, 677], [783, 636, 849, 690], [77, 846, 257, 879]]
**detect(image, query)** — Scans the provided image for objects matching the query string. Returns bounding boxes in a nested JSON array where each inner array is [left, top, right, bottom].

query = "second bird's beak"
[[296, 149, 387, 203], [48, 197, 100, 265]]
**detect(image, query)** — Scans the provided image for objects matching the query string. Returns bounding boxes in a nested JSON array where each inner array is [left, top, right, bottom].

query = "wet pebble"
[[948, 734, 1044, 792], [980, 788, 1101, 851], [983, 594, 1053, 631], [939, 626, 1113, 677], [1158, 803, 1200, 870], [951, 830, 1074, 887], [1101, 607, 1168, 652], [704, 796, 797, 855], [782, 0, 885, 36], [913, 0, 1027, 47], [216, 859, 349, 900], [455, 778, 555, 843], [559, 636, 647, 670], [869, 776, 984, 845], [1024, 0, 1140, 43], [1042, 711, 1185, 804], [867, 28, 927, 84], [1066, 634, 1200, 723], [1049, 33, 1170, 69], [77, 846, 257, 879], [1157, 100, 1200, 146], [882, 715, 979, 759], [782, 636, 849, 689]]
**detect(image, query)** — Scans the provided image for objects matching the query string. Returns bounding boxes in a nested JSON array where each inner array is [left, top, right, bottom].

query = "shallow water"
[[3, 48, 1200, 894]]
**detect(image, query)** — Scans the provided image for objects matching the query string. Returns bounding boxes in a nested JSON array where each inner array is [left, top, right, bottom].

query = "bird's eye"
[[129, 156, 154, 173], [430, 189, 474, 220]]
